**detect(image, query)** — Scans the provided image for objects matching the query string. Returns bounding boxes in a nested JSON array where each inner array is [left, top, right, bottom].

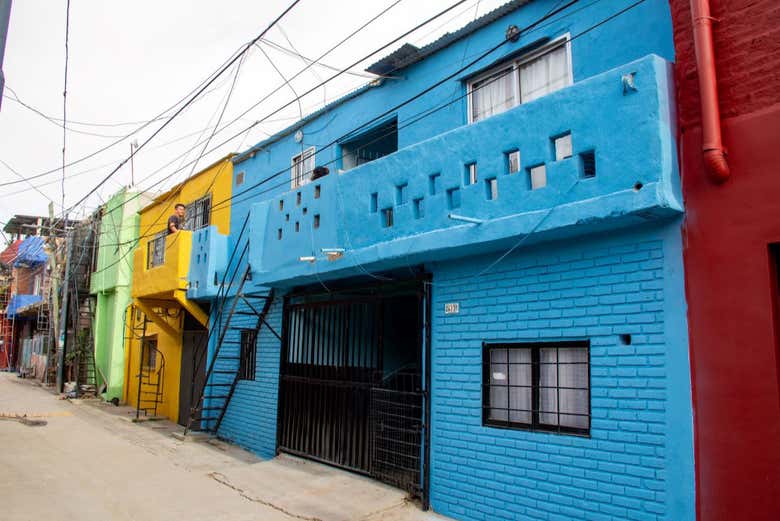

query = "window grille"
[[184, 194, 211, 231], [147, 232, 166, 268], [483, 341, 590, 435], [239, 329, 257, 381]]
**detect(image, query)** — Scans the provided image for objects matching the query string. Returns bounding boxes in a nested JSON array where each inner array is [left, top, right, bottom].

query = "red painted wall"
[[670, 1, 780, 519]]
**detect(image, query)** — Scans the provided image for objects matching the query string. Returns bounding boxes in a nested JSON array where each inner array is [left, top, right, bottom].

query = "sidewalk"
[[0, 372, 449, 521]]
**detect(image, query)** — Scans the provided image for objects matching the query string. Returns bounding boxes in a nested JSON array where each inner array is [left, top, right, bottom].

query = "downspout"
[[691, 0, 730, 183]]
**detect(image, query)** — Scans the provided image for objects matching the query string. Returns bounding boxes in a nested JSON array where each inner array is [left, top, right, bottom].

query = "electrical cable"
[[44, 0, 586, 253], [79, 0, 579, 276], [61, 0, 303, 215], [0, 32, 260, 188], [14, 0, 453, 245], [27, 0, 631, 283]]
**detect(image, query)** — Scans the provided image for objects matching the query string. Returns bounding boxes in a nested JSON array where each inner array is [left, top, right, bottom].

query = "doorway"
[[277, 277, 430, 502]]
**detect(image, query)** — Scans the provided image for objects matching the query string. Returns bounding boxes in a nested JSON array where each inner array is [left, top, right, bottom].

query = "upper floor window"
[[340, 118, 398, 172], [291, 147, 316, 189], [468, 37, 572, 123], [185, 194, 212, 231], [147, 232, 166, 269]]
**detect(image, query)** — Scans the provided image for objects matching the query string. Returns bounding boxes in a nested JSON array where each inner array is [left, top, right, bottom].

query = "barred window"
[[147, 232, 166, 268], [238, 329, 257, 381], [483, 341, 590, 435], [185, 194, 211, 231], [141, 336, 158, 370]]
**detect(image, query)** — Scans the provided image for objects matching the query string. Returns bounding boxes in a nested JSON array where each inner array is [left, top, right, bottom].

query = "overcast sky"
[[0, 0, 507, 236]]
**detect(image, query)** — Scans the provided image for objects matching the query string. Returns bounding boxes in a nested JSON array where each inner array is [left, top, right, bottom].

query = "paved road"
[[0, 373, 446, 521]]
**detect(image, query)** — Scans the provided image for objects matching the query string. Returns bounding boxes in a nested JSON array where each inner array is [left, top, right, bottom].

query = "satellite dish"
[[294, 130, 304, 143]]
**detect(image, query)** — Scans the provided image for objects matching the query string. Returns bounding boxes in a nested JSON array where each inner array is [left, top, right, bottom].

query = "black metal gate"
[[278, 280, 429, 502]]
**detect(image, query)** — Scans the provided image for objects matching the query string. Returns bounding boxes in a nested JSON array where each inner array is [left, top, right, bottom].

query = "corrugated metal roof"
[[365, 0, 531, 75], [233, 82, 380, 165]]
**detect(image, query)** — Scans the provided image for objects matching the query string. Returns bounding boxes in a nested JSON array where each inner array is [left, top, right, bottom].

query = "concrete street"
[[0, 373, 448, 521]]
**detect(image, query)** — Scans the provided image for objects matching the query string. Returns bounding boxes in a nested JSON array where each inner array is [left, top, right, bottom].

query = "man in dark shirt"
[[168, 203, 185, 234]]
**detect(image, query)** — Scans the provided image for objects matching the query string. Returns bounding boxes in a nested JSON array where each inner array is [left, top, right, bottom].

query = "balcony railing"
[[248, 54, 681, 286], [132, 231, 193, 298]]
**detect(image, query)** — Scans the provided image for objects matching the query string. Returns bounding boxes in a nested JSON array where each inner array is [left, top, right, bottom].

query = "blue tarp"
[[6, 294, 43, 318], [13, 236, 47, 267]]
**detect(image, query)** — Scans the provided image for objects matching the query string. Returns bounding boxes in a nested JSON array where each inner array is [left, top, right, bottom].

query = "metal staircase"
[[36, 271, 51, 341], [0, 277, 13, 370], [184, 216, 278, 435], [71, 291, 97, 395], [133, 313, 166, 419]]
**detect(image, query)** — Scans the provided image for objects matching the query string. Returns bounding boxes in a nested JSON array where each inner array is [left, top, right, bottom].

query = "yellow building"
[[125, 155, 233, 424]]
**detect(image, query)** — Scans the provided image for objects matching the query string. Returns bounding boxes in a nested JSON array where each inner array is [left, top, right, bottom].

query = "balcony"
[[132, 231, 192, 299], [186, 226, 228, 300], [249, 55, 681, 287]]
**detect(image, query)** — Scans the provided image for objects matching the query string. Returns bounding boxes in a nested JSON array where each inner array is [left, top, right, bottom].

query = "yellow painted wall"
[[124, 305, 183, 423], [124, 154, 234, 424], [138, 155, 233, 245]]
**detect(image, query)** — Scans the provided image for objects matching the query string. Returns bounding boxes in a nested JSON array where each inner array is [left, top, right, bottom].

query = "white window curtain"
[[519, 44, 570, 104], [539, 346, 589, 429], [489, 348, 532, 424], [489, 348, 509, 422], [508, 348, 532, 424], [471, 67, 515, 122]]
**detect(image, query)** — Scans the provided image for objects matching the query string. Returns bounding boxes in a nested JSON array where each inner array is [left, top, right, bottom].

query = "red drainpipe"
[[690, 0, 730, 183]]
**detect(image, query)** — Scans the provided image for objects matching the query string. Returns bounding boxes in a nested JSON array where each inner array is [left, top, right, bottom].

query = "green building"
[[90, 188, 150, 401]]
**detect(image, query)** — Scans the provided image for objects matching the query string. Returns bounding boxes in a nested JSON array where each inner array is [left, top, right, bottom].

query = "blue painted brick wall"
[[429, 221, 694, 521], [216, 296, 283, 459]]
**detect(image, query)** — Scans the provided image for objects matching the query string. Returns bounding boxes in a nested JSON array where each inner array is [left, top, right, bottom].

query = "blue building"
[[187, 1, 694, 519]]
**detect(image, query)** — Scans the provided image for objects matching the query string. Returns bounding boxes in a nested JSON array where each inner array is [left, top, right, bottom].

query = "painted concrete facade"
[[670, 1, 780, 519], [90, 188, 151, 401], [212, 1, 694, 520], [126, 156, 233, 423]]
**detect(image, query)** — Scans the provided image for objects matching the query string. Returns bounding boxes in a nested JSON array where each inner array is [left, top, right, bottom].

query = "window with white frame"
[[483, 341, 590, 435], [291, 147, 316, 189], [468, 37, 572, 123], [184, 194, 211, 231]]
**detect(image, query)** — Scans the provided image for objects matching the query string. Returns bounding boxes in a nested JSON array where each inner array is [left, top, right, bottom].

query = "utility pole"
[[130, 140, 138, 186], [45, 202, 59, 385], [56, 225, 73, 393]]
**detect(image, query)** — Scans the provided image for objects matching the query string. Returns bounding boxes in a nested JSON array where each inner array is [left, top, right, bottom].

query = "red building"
[[0, 238, 21, 370], [670, 0, 780, 519]]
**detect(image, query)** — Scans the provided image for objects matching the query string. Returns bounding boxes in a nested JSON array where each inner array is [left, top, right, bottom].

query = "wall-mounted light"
[[299, 256, 316, 263], [448, 213, 484, 225], [321, 247, 345, 261]]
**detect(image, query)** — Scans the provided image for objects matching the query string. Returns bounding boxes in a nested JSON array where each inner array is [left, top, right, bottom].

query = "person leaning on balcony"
[[168, 203, 185, 235]]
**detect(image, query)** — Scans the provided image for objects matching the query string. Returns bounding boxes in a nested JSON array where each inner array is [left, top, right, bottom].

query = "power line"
[[84, 0, 580, 257], [37, 0, 623, 269], [60, 0, 303, 216], [26, 0, 410, 228], [0, 36, 254, 188], [61, 0, 72, 224], [2, 86, 168, 128], [214, 0, 580, 214]]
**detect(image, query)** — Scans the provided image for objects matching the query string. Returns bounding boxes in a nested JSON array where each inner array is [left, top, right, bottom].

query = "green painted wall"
[[90, 188, 150, 401]]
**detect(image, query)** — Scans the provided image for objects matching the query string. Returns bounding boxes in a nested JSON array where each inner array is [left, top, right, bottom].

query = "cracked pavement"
[[0, 372, 449, 521]]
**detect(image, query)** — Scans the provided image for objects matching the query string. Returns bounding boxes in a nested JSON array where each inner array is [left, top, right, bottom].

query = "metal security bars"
[[238, 329, 257, 381], [184, 194, 211, 231], [278, 280, 429, 502], [147, 232, 166, 268], [482, 341, 590, 435]]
